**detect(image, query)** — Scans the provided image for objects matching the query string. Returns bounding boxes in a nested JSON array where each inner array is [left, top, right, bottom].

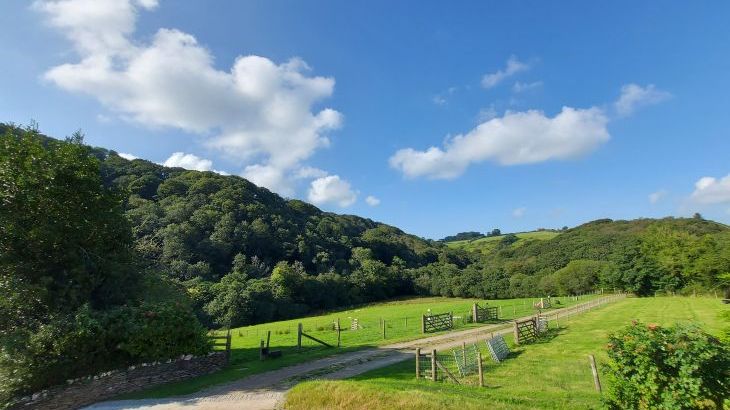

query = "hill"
[[3, 123, 729, 328], [445, 230, 560, 253]]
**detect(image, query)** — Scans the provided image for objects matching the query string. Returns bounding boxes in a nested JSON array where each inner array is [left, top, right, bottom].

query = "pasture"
[[284, 296, 727, 409], [446, 230, 560, 253], [125, 294, 597, 399]]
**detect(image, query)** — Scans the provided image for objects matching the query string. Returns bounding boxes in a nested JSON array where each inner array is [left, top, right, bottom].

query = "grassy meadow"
[[125, 294, 597, 399], [285, 296, 728, 410], [446, 230, 560, 253]]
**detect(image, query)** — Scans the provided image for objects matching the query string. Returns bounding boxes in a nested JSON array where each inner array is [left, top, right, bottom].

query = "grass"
[[285, 296, 728, 410], [123, 294, 598, 399], [446, 230, 560, 253]]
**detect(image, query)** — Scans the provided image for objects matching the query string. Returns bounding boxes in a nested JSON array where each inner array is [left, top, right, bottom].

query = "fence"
[[416, 344, 485, 386], [227, 293, 612, 354]]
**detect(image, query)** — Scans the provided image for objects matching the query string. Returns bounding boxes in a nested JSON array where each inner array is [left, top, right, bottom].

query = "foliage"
[[0, 126, 208, 405], [603, 321, 730, 409], [440, 231, 485, 242]]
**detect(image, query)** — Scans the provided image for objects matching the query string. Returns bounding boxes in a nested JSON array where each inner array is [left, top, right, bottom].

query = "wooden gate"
[[209, 329, 231, 364], [472, 303, 499, 322], [422, 312, 453, 333], [513, 317, 537, 344]]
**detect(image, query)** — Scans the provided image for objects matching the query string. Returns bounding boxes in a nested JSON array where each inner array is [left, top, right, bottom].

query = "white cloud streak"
[[365, 195, 381, 206], [615, 83, 671, 116], [512, 207, 526, 218], [481, 56, 529, 89], [648, 190, 667, 204], [512, 81, 542, 93]]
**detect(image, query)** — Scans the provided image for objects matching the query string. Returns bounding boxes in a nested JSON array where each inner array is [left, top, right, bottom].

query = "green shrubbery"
[[603, 321, 730, 409], [0, 126, 209, 406], [0, 302, 209, 402]]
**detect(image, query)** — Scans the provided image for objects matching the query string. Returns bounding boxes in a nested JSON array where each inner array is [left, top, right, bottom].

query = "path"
[[85, 295, 623, 410]]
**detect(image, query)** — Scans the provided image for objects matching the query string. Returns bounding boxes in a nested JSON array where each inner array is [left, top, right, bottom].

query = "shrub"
[[603, 321, 730, 409], [0, 302, 209, 406]]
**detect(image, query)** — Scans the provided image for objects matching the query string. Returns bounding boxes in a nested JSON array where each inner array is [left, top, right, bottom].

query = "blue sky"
[[2, 1, 730, 239]]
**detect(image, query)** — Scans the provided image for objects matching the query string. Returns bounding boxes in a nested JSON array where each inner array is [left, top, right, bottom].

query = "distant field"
[[446, 230, 560, 253], [285, 297, 728, 410], [126, 294, 598, 399]]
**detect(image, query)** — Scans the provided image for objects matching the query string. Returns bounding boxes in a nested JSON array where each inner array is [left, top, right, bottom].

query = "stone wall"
[[10, 352, 227, 410]]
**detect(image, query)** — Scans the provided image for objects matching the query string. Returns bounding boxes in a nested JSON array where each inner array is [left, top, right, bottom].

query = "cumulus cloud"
[[512, 207, 526, 218], [365, 195, 381, 206], [690, 174, 730, 205], [35, 0, 342, 195], [481, 56, 529, 89], [118, 152, 138, 160], [614, 83, 671, 116], [308, 175, 357, 207], [163, 152, 228, 175], [163, 152, 212, 171], [648, 189, 667, 204], [390, 106, 609, 179]]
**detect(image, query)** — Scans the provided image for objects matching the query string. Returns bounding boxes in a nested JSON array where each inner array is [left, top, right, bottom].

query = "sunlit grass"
[[285, 296, 727, 409], [123, 294, 597, 399]]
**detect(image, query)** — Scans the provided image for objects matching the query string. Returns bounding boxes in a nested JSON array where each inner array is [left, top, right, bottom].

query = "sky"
[[2, 1, 730, 239]]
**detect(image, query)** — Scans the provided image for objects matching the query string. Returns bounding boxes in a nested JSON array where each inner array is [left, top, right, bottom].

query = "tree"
[[0, 127, 139, 327], [489, 228, 501, 237]]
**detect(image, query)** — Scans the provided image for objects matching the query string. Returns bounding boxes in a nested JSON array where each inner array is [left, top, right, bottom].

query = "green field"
[[126, 294, 597, 399], [446, 230, 560, 253], [285, 297, 728, 409]]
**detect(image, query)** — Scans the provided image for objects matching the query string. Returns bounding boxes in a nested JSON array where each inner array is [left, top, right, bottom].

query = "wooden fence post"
[[477, 352, 484, 387], [472, 303, 478, 323], [431, 349, 437, 382], [513, 321, 520, 345], [297, 323, 303, 351], [589, 354, 602, 392], [337, 318, 341, 347], [415, 348, 421, 379], [421, 315, 426, 334], [462, 342, 466, 365], [382, 319, 386, 339]]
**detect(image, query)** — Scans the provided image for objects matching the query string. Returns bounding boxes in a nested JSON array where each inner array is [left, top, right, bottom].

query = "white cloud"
[[512, 81, 542, 93], [690, 174, 730, 205], [615, 83, 671, 116], [308, 175, 357, 207], [294, 166, 328, 180], [512, 207, 526, 218], [390, 106, 609, 179], [118, 152, 138, 160], [431, 95, 447, 105], [648, 189, 667, 204], [476, 106, 498, 122], [163, 152, 228, 175], [365, 195, 381, 206], [481, 56, 529, 89], [35, 0, 343, 196], [163, 152, 213, 171]]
